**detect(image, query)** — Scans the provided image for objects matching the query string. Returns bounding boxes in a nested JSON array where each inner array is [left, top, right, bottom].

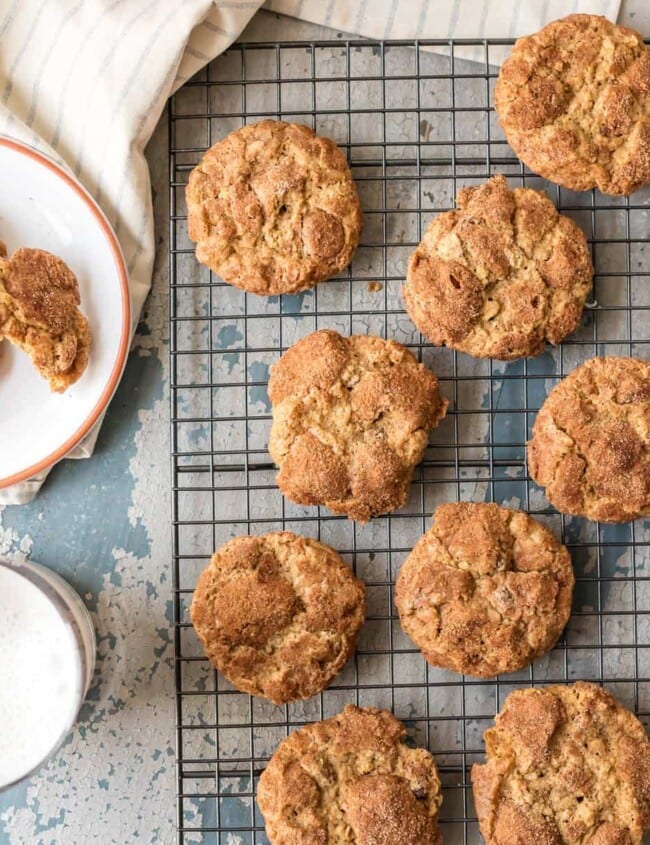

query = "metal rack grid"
[[169, 38, 650, 844]]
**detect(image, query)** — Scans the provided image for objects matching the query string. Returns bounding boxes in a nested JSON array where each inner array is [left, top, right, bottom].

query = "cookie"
[[186, 120, 362, 295], [403, 175, 593, 360], [257, 705, 443, 845], [472, 682, 650, 844], [528, 356, 650, 523], [0, 246, 90, 393], [189, 532, 365, 704], [495, 14, 650, 196], [395, 502, 574, 678], [268, 329, 448, 522]]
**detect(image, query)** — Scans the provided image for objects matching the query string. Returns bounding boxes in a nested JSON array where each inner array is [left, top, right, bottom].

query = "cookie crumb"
[[367, 281, 383, 292]]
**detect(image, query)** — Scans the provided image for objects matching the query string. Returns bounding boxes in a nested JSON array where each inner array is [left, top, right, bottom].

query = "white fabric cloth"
[[0, 0, 622, 504]]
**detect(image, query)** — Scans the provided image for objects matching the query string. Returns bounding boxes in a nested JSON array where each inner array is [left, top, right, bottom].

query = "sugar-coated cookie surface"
[[190, 532, 365, 704], [395, 502, 574, 677], [257, 705, 443, 845], [186, 120, 362, 295], [528, 356, 650, 523], [495, 14, 650, 196], [403, 175, 593, 360], [0, 245, 90, 393], [268, 329, 448, 522], [472, 682, 650, 844]]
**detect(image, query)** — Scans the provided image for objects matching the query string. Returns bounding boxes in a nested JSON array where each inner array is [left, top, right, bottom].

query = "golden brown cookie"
[[0, 246, 90, 393], [528, 356, 650, 523], [472, 682, 650, 844], [395, 503, 574, 678], [186, 120, 362, 295], [189, 532, 365, 704], [403, 175, 593, 360], [257, 705, 443, 845], [268, 329, 448, 522], [495, 14, 650, 196]]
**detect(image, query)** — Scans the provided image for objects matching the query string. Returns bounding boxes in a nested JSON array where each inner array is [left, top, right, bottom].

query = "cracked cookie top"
[[0, 245, 90, 393], [190, 532, 365, 704], [495, 14, 650, 196], [257, 705, 443, 845], [472, 682, 650, 844], [268, 330, 448, 522], [403, 175, 593, 360], [186, 120, 363, 295], [395, 502, 574, 678], [528, 356, 650, 523]]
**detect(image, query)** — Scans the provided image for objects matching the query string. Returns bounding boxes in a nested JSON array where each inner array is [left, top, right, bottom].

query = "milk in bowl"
[[0, 560, 95, 789]]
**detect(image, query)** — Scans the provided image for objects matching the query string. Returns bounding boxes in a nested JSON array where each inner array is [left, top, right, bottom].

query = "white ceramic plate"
[[0, 138, 130, 489]]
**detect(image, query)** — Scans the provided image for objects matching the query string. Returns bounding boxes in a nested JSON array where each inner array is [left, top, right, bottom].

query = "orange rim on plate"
[[0, 136, 131, 490]]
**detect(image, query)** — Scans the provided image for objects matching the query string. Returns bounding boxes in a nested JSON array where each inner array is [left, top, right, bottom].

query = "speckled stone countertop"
[[1, 4, 649, 844]]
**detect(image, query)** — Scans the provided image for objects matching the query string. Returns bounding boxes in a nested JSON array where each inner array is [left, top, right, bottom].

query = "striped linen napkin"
[[0, 0, 621, 504]]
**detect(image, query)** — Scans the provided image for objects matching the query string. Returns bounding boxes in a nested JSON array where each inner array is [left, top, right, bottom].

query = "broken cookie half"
[[0, 244, 90, 393]]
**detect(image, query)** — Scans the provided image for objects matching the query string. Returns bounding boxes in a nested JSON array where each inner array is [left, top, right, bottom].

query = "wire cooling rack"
[[169, 37, 650, 844]]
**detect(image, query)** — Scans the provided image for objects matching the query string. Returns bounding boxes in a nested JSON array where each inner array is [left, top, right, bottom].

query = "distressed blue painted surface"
[[0, 344, 169, 843], [0, 349, 162, 600]]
